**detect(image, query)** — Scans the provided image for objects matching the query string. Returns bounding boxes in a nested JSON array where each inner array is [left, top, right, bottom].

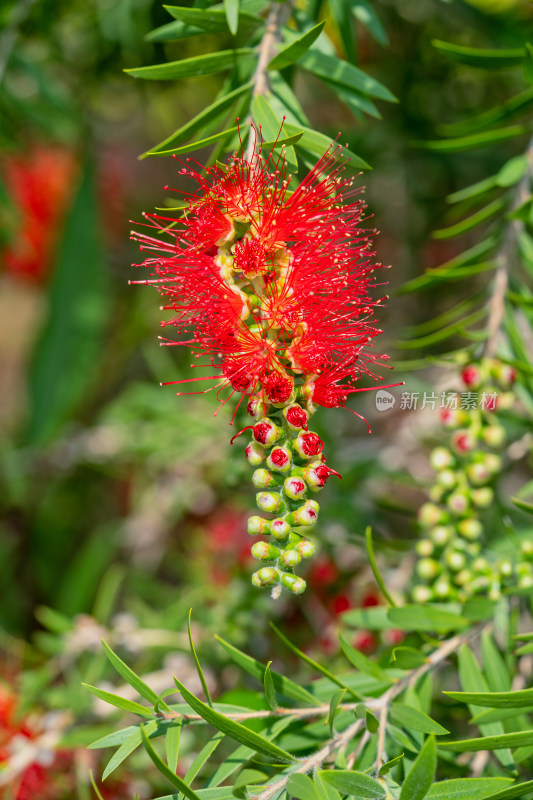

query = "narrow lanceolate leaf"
[[283, 122, 371, 170], [147, 128, 239, 157], [481, 780, 533, 800], [390, 703, 449, 735], [365, 527, 397, 607], [188, 610, 213, 707], [264, 662, 277, 711], [433, 198, 506, 240], [82, 684, 154, 718], [511, 497, 533, 515], [431, 40, 526, 69], [440, 90, 533, 138], [140, 725, 203, 800], [392, 648, 428, 670], [89, 771, 106, 800], [425, 778, 514, 800], [271, 623, 363, 700], [319, 769, 385, 798], [298, 49, 397, 103], [339, 632, 394, 684], [183, 730, 224, 788], [101, 640, 159, 706], [269, 21, 326, 71], [379, 754, 404, 776], [351, 0, 388, 46], [224, 0, 240, 35], [415, 126, 528, 152], [287, 773, 318, 800], [481, 632, 511, 693], [162, 6, 260, 35], [444, 688, 533, 708], [141, 83, 252, 157], [145, 20, 204, 43], [399, 735, 436, 800], [327, 689, 347, 737], [262, 132, 304, 149], [446, 174, 499, 204], [102, 720, 158, 780], [173, 678, 297, 763], [215, 636, 317, 706], [166, 718, 182, 775], [387, 605, 468, 632], [439, 730, 533, 751], [125, 49, 255, 80]]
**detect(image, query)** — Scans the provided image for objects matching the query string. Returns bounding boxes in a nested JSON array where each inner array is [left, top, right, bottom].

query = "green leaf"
[[26, 167, 109, 444], [350, 0, 388, 46], [283, 122, 371, 170], [497, 154, 529, 187], [462, 596, 495, 622], [125, 49, 255, 80], [145, 20, 205, 43], [314, 771, 342, 800], [83, 684, 153, 718], [365, 527, 397, 607], [511, 497, 533, 515], [183, 731, 225, 792], [329, 0, 356, 61], [264, 661, 277, 711], [141, 725, 203, 800], [141, 83, 252, 157], [399, 735, 436, 800], [481, 632, 511, 692], [250, 95, 298, 172], [425, 778, 514, 800], [262, 132, 304, 149], [415, 126, 528, 153], [387, 605, 468, 632], [391, 648, 428, 670], [298, 49, 397, 103], [390, 703, 449, 736], [329, 83, 381, 119], [444, 688, 533, 708], [173, 677, 297, 762], [147, 127, 239, 157], [166, 719, 182, 776], [89, 771, 106, 800], [366, 709, 379, 733], [188, 610, 213, 707], [446, 175, 499, 204], [433, 198, 506, 240], [379, 753, 404, 776], [524, 43, 533, 86], [338, 632, 394, 684], [102, 720, 158, 781], [101, 640, 159, 706], [215, 637, 317, 706], [271, 623, 363, 700], [440, 730, 533, 751], [269, 21, 326, 71], [342, 606, 391, 629], [481, 780, 533, 800], [287, 773, 318, 800], [224, 0, 240, 35], [319, 769, 385, 798], [432, 40, 526, 69], [440, 90, 533, 138], [162, 6, 260, 35]]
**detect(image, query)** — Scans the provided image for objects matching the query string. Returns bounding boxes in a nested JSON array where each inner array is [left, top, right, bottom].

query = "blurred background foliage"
[[1, 0, 533, 796]]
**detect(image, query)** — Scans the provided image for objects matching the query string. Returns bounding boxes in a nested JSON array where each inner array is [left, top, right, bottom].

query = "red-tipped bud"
[[264, 371, 295, 406], [283, 403, 309, 431], [462, 364, 482, 388], [267, 446, 292, 473], [271, 518, 291, 540], [247, 516, 271, 535], [253, 418, 283, 448], [245, 441, 266, 466], [247, 396, 266, 418], [491, 360, 516, 388], [283, 476, 307, 501], [287, 499, 319, 527], [440, 408, 467, 428], [452, 430, 476, 453], [447, 490, 470, 515], [304, 461, 341, 491], [293, 431, 324, 459]]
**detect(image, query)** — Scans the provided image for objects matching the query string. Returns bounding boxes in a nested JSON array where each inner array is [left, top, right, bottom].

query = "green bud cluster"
[[412, 358, 530, 603], [244, 398, 335, 598]]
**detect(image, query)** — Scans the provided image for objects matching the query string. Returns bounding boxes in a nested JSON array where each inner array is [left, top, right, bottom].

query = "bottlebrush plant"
[[87, 3, 533, 800]]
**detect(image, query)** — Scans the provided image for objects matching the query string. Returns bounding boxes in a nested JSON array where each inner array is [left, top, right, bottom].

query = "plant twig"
[[484, 135, 533, 357]]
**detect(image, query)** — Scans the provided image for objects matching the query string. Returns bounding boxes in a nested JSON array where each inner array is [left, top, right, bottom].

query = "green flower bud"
[[466, 542, 481, 556], [429, 485, 445, 503], [471, 575, 490, 593], [245, 441, 266, 466], [497, 559, 513, 579], [489, 581, 501, 601], [433, 577, 452, 598], [412, 585, 432, 603], [416, 539, 434, 557], [482, 425, 506, 449], [251, 541, 280, 561], [497, 391, 515, 410], [281, 573, 306, 594], [517, 561, 533, 577], [266, 446, 293, 473], [247, 516, 271, 536], [256, 491, 285, 513], [430, 447, 454, 471], [287, 500, 319, 527], [295, 539, 316, 559], [519, 573, 533, 589], [280, 549, 302, 568], [283, 476, 307, 501], [251, 567, 280, 588], [418, 502, 444, 528], [490, 360, 516, 388], [455, 568, 473, 587], [430, 525, 453, 547], [466, 462, 491, 486], [252, 469, 282, 489], [520, 540, 533, 561], [416, 558, 440, 580], [458, 517, 483, 541], [471, 487, 493, 508], [472, 557, 491, 575], [270, 518, 291, 540], [445, 550, 466, 572], [437, 469, 457, 489], [447, 490, 470, 516], [484, 453, 502, 474]]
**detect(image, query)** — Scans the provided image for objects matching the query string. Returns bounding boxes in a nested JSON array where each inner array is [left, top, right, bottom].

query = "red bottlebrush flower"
[[264, 371, 294, 405], [461, 364, 481, 387], [1, 146, 77, 284], [331, 593, 352, 614]]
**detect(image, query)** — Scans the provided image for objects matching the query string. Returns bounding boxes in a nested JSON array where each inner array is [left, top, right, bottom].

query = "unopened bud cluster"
[[412, 359, 530, 603], [245, 396, 340, 597]]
